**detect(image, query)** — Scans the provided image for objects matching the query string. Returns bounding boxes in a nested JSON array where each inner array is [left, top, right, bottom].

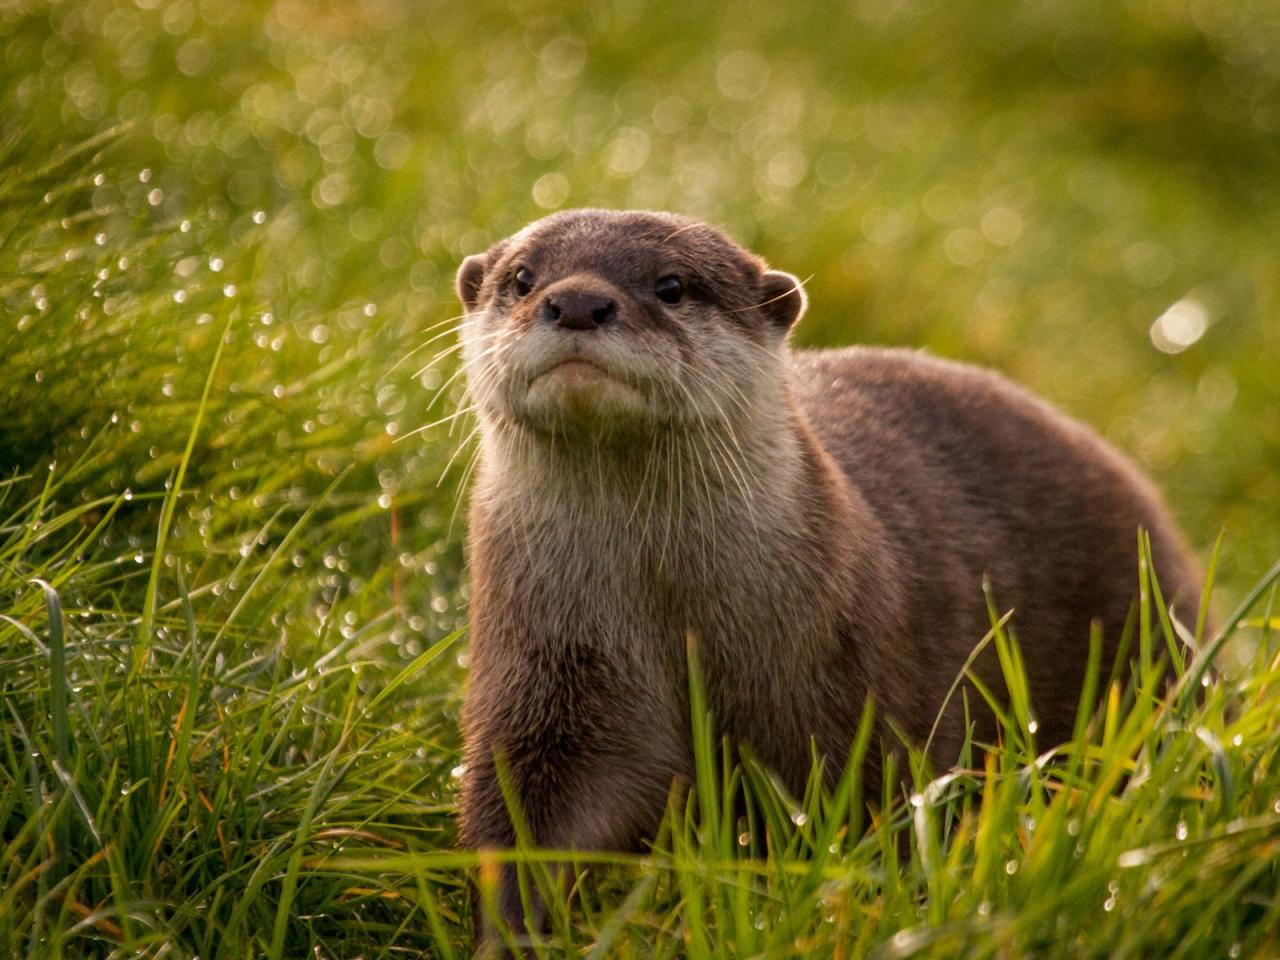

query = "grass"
[[3, 455, 1280, 957], [2, 0, 1280, 956]]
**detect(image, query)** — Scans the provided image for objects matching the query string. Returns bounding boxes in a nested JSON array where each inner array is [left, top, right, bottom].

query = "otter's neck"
[[470, 396, 866, 595]]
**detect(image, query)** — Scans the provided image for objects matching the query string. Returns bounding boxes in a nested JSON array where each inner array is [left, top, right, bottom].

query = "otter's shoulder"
[[790, 345, 1019, 400], [788, 345, 1043, 420], [787, 345, 1111, 460]]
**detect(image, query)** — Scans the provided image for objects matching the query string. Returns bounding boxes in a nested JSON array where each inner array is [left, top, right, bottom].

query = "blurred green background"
[[2, 0, 1278, 609], [1, 1, 1278, 952]]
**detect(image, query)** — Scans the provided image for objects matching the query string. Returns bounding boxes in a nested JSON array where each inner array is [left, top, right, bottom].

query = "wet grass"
[[3, 0, 1280, 955], [3, 460, 1279, 956]]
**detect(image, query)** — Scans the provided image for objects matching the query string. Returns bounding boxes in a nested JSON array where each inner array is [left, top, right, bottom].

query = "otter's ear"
[[759, 270, 807, 331], [456, 254, 488, 310]]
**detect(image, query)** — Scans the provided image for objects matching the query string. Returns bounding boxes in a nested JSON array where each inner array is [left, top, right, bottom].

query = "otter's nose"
[[543, 290, 616, 331]]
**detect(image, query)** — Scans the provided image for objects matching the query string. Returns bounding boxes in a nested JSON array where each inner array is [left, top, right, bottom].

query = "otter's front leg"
[[458, 649, 688, 951]]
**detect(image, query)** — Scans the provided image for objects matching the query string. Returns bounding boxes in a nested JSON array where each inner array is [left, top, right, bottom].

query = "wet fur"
[[451, 209, 1202, 945]]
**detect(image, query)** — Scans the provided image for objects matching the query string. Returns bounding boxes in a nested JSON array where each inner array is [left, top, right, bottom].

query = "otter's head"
[[455, 209, 805, 446]]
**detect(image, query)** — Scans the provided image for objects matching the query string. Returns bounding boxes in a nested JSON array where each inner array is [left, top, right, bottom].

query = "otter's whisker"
[[396, 404, 478, 443], [413, 339, 467, 379], [437, 419, 481, 484], [379, 313, 468, 379]]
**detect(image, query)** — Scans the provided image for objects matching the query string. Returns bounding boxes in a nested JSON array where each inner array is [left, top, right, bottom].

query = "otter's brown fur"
[[451, 208, 1202, 942]]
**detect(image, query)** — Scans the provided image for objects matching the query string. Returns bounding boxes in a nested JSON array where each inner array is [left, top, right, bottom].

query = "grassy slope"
[[2, 0, 1279, 956]]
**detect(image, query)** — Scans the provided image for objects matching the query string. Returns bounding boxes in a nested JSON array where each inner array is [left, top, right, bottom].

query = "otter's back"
[[788, 346, 1201, 748]]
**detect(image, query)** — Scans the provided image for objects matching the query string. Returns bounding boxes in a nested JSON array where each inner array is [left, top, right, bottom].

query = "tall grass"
[[3, 457, 1279, 956]]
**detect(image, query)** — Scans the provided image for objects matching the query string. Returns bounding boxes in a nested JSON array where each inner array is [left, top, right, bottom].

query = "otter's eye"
[[655, 275, 683, 305], [513, 267, 534, 298]]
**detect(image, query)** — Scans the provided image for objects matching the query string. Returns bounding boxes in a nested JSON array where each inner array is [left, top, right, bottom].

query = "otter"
[[451, 208, 1202, 943]]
